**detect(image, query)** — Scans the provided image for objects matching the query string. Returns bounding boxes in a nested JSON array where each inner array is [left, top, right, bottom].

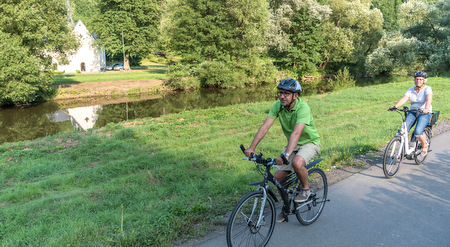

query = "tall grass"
[[1, 77, 449, 246]]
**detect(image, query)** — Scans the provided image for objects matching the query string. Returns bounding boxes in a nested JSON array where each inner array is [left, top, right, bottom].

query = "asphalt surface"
[[191, 130, 450, 247]]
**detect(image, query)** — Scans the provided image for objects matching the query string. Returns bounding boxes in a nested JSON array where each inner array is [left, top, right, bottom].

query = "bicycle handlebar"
[[388, 106, 423, 113], [240, 144, 289, 166]]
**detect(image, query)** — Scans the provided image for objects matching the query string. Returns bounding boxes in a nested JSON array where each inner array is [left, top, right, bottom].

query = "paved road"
[[191, 130, 450, 247]]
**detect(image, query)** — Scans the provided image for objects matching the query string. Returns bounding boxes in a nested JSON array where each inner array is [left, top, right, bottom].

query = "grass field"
[[1, 76, 449, 246], [53, 64, 168, 85]]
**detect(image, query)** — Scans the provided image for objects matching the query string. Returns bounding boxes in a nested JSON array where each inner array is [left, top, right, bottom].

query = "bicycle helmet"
[[414, 71, 427, 79], [277, 78, 302, 94]]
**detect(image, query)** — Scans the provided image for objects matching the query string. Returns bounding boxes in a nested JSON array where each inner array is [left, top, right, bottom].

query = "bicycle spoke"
[[383, 137, 403, 178], [295, 168, 328, 225], [227, 191, 275, 247]]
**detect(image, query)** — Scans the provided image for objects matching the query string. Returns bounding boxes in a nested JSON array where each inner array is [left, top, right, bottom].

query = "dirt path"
[[54, 79, 165, 100]]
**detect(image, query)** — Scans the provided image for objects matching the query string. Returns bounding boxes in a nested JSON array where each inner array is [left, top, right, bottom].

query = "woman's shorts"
[[278, 143, 321, 171]]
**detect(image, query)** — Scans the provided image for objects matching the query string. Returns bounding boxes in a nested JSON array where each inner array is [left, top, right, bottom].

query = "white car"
[[106, 63, 124, 71]]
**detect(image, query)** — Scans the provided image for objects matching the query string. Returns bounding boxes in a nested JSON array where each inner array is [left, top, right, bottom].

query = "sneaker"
[[276, 212, 287, 223], [294, 189, 311, 203]]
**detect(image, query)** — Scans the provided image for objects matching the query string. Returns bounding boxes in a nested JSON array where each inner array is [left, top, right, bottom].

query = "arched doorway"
[[80, 62, 86, 72]]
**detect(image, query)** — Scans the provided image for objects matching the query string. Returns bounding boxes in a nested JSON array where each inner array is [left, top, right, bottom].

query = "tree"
[[366, 0, 449, 76], [90, 0, 162, 70], [267, 0, 332, 76], [365, 32, 420, 76], [70, 0, 100, 25], [0, 0, 78, 106], [323, 0, 383, 73], [371, 0, 403, 32], [163, 0, 269, 63], [400, 0, 450, 73]]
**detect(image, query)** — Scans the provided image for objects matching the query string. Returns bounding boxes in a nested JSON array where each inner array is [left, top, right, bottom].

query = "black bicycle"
[[383, 107, 439, 178], [226, 145, 328, 247]]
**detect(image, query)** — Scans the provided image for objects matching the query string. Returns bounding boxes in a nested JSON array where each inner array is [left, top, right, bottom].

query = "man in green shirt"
[[244, 78, 321, 222]]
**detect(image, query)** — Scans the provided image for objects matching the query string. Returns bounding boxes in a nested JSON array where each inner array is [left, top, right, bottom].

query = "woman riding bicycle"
[[390, 71, 433, 157]]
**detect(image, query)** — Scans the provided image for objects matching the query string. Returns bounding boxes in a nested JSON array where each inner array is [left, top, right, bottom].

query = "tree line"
[[0, 0, 448, 106]]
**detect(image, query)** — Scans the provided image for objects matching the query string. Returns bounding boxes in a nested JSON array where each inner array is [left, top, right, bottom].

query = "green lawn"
[[53, 64, 168, 85], [1, 77, 449, 246]]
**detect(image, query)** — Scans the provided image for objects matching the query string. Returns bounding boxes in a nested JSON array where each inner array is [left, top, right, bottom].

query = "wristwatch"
[[282, 152, 290, 157]]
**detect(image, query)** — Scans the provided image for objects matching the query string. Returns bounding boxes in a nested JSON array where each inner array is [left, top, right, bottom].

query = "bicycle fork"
[[249, 186, 269, 228]]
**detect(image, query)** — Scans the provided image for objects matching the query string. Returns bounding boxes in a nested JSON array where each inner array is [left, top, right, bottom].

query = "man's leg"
[[292, 143, 320, 202], [274, 170, 290, 182], [292, 155, 308, 190]]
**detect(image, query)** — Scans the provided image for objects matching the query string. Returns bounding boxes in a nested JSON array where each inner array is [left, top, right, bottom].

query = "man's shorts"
[[278, 143, 321, 171]]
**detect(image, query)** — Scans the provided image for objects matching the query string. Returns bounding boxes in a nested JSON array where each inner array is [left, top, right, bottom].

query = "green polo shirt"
[[268, 98, 321, 146]]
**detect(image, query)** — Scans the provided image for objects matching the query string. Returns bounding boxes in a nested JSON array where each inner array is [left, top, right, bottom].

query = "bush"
[[197, 61, 247, 88], [365, 32, 420, 77], [324, 67, 355, 91], [166, 59, 278, 89], [166, 64, 200, 90], [240, 58, 278, 84]]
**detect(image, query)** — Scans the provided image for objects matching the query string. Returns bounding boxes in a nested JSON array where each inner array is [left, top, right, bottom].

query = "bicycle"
[[383, 106, 439, 178], [226, 145, 328, 247]]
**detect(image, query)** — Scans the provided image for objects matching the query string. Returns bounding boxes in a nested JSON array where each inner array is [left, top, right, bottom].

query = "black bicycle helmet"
[[414, 71, 427, 78], [277, 78, 302, 94]]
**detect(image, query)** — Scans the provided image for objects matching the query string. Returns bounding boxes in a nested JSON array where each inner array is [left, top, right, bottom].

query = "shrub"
[[197, 61, 248, 88], [365, 32, 420, 77], [166, 64, 200, 90]]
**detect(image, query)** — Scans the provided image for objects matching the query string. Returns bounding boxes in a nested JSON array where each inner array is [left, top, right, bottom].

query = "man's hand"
[[275, 156, 285, 165], [244, 147, 255, 157]]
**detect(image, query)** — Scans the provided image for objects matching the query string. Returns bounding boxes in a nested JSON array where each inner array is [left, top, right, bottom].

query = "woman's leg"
[[413, 113, 432, 155]]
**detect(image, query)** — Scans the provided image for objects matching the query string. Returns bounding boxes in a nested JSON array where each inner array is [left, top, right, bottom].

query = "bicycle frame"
[[391, 107, 421, 159], [249, 158, 324, 226], [396, 119, 416, 157]]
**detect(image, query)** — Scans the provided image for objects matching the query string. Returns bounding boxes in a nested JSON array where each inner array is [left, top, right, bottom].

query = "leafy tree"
[[365, 32, 420, 76], [371, 0, 403, 31], [90, 0, 162, 70], [163, 0, 269, 63], [0, 0, 78, 106], [267, 0, 331, 77], [400, 0, 450, 73], [70, 0, 100, 25], [323, 0, 384, 73], [367, 0, 449, 76]]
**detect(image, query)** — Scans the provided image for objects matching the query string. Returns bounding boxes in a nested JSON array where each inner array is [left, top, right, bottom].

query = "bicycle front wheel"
[[414, 127, 432, 165], [226, 191, 276, 247], [295, 168, 328, 225], [383, 136, 404, 178]]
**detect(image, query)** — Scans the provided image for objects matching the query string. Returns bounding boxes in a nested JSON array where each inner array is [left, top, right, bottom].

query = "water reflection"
[[47, 105, 102, 131], [1, 75, 412, 145], [0, 85, 278, 144]]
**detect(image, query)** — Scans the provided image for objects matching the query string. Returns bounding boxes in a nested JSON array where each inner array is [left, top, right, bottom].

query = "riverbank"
[[53, 78, 165, 100]]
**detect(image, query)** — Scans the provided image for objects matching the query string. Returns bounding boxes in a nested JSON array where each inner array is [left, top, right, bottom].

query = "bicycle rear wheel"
[[226, 191, 276, 247], [383, 136, 403, 178], [414, 127, 432, 165], [295, 168, 328, 225]]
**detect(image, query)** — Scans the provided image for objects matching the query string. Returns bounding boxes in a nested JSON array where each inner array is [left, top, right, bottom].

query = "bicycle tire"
[[414, 127, 432, 165], [295, 168, 328, 225], [226, 191, 276, 247], [383, 136, 404, 178]]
